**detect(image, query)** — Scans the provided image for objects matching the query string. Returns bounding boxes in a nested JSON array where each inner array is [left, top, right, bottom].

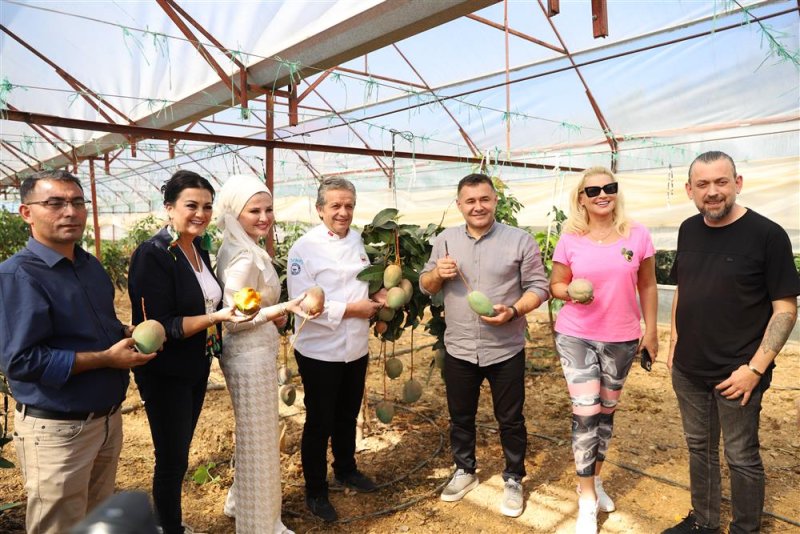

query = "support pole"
[[88, 158, 101, 260], [265, 96, 275, 256]]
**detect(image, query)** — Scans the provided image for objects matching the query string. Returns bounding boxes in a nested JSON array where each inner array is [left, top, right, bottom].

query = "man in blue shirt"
[[0, 170, 155, 534]]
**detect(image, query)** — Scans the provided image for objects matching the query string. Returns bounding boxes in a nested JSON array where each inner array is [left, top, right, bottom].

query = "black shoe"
[[662, 511, 720, 533], [334, 469, 377, 493], [305, 495, 338, 522]]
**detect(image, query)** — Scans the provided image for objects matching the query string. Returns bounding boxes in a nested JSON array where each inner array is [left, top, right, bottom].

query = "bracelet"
[[747, 364, 763, 377], [509, 305, 519, 319]]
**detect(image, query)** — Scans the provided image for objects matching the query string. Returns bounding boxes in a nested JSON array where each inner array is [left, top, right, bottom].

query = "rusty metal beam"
[[591, 0, 609, 38], [535, 0, 618, 169], [0, 24, 134, 125], [87, 159, 101, 258], [4, 109, 583, 172], [2, 140, 42, 169], [333, 66, 429, 91], [548, 0, 560, 17], [466, 14, 566, 54], [392, 43, 481, 157]]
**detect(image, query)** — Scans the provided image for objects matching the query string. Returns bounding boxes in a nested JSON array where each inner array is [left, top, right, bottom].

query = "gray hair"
[[316, 177, 356, 208], [688, 151, 737, 182], [20, 170, 83, 202]]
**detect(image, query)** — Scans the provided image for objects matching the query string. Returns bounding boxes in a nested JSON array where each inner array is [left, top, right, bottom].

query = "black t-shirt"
[[670, 209, 800, 379]]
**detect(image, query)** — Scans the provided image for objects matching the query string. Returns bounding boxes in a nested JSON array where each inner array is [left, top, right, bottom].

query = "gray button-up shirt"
[[421, 222, 549, 366]]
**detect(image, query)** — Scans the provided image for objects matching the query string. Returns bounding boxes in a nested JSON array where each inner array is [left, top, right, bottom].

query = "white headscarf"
[[215, 174, 273, 275]]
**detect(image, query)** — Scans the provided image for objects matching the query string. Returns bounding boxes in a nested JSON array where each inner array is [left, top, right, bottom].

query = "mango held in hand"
[[402, 379, 423, 404], [301, 286, 326, 315], [132, 320, 166, 354], [467, 290, 495, 317], [375, 401, 395, 424], [233, 287, 261, 315], [567, 278, 594, 303], [385, 357, 403, 379], [383, 264, 402, 289], [386, 287, 406, 310]]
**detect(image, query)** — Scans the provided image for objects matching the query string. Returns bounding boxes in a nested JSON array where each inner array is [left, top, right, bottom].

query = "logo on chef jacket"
[[290, 258, 302, 275], [360, 254, 369, 265]]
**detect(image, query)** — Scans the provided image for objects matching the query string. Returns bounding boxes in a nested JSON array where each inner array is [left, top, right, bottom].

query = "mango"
[[374, 321, 388, 335], [385, 357, 403, 379], [233, 287, 261, 315], [279, 384, 296, 406], [132, 320, 166, 354], [377, 307, 395, 322], [375, 400, 395, 424], [402, 379, 423, 404], [467, 290, 495, 317], [301, 286, 325, 315], [399, 279, 414, 304], [567, 278, 594, 303], [277, 365, 293, 385], [383, 264, 402, 289], [386, 287, 406, 310], [434, 348, 445, 370]]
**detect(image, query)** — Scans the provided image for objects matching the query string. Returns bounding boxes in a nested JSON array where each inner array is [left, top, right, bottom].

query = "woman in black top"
[[128, 170, 252, 534]]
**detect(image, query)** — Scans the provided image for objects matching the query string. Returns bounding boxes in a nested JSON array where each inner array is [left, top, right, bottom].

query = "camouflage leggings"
[[555, 333, 637, 477]]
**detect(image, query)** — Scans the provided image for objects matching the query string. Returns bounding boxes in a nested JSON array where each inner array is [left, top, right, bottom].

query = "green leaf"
[[357, 264, 385, 282], [0, 457, 15, 469], [0, 501, 23, 512], [0, 380, 9, 395], [371, 208, 398, 229]]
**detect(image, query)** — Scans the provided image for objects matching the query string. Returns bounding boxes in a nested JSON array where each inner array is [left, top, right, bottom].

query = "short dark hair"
[[161, 170, 215, 205], [20, 170, 83, 202], [688, 151, 737, 182], [457, 173, 495, 195], [316, 177, 356, 208]]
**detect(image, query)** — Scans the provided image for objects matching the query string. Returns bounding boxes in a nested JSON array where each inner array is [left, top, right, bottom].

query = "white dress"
[[218, 249, 289, 534]]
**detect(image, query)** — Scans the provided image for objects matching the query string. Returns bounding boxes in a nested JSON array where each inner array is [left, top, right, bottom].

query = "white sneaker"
[[440, 468, 479, 502], [575, 498, 598, 534], [576, 477, 615, 513], [499, 478, 524, 517], [223, 486, 236, 518], [594, 477, 615, 512]]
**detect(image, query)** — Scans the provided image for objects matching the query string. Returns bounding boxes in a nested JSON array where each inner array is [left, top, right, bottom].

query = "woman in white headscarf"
[[215, 174, 310, 534]]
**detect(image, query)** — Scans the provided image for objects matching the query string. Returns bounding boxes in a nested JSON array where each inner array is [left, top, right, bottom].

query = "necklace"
[[587, 227, 615, 243], [178, 244, 215, 313]]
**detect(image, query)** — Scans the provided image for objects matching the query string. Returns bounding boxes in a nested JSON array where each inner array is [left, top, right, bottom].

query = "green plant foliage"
[[192, 461, 220, 485], [492, 177, 523, 227], [0, 208, 29, 262], [655, 250, 677, 285]]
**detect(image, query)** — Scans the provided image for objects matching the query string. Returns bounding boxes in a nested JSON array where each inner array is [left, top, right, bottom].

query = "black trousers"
[[444, 349, 527, 482], [295, 351, 369, 497], [134, 370, 208, 534]]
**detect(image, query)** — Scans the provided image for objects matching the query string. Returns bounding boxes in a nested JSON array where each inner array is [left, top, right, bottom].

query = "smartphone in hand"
[[640, 348, 652, 372]]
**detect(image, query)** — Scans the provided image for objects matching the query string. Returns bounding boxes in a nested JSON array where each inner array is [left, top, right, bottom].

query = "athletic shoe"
[[499, 478, 524, 517], [575, 498, 598, 534], [576, 477, 615, 513], [440, 468, 479, 502], [306, 495, 338, 522], [661, 511, 720, 533], [334, 469, 377, 493]]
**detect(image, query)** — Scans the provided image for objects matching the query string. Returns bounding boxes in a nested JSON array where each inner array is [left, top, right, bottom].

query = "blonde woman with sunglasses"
[[549, 167, 658, 534]]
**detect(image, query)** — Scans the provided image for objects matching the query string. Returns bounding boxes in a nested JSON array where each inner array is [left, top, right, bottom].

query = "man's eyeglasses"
[[26, 198, 91, 210], [582, 182, 618, 198]]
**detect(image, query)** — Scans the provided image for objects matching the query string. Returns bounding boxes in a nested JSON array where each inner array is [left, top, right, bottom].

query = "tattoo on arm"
[[758, 312, 795, 356]]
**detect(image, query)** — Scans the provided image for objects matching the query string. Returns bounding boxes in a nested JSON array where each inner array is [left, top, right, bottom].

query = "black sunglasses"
[[582, 182, 618, 197]]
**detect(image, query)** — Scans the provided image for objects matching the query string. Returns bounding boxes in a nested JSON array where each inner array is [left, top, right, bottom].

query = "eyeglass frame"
[[582, 182, 619, 198], [24, 197, 92, 210]]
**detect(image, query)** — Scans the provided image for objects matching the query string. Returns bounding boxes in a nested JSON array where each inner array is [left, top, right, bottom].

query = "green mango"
[[383, 264, 402, 289], [402, 379, 423, 403], [467, 291, 495, 317], [399, 279, 414, 304], [385, 357, 403, 379], [277, 365, 293, 385], [132, 320, 166, 354], [375, 400, 395, 424], [386, 287, 406, 309], [567, 278, 594, 303], [377, 307, 395, 322], [434, 348, 446, 369], [279, 384, 296, 406]]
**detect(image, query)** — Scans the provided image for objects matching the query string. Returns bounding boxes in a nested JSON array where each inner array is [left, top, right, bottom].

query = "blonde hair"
[[563, 166, 630, 237]]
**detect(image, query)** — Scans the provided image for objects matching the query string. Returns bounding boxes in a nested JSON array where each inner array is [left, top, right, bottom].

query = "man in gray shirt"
[[420, 173, 549, 518]]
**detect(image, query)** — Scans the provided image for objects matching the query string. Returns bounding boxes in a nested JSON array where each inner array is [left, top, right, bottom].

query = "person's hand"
[[274, 314, 288, 328], [715, 365, 761, 406], [370, 287, 388, 307], [480, 304, 516, 326], [638, 332, 658, 363], [123, 325, 135, 338], [216, 306, 257, 324], [347, 298, 384, 319], [286, 294, 321, 320], [435, 257, 458, 280], [105, 337, 155, 369]]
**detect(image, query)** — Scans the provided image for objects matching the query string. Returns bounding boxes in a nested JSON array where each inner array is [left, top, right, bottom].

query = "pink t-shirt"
[[553, 222, 655, 342]]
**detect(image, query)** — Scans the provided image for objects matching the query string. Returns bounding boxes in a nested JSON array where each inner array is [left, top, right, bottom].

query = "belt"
[[16, 403, 120, 421]]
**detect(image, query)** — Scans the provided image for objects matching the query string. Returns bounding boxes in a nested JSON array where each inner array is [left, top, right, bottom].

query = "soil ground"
[[2, 293, 799, 533]]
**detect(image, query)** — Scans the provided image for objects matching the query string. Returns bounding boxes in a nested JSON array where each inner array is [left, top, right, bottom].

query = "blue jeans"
[[671, 366, 768, 534]]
